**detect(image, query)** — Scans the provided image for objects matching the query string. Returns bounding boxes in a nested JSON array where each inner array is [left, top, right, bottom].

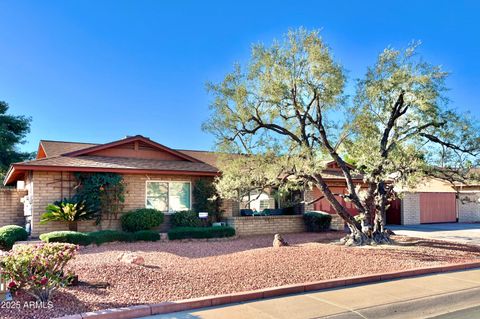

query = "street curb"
[[55, 261, 480, 319]]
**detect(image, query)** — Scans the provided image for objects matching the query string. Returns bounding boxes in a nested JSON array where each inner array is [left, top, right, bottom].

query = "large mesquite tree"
[[203, 29, 480, 245]]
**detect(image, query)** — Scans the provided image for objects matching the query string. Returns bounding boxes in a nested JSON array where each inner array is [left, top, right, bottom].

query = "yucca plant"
[[41, 198, 94, 231]]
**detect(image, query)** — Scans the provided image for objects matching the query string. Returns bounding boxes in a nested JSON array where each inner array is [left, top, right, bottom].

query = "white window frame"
[[145, 180, 192, 214]]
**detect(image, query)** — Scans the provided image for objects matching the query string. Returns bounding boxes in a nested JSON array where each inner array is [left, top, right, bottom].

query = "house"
[[3, 135, 224, 236], [396, 176, 480, 225], [2, 135, 366, 236], [10, 134, 475, 237]]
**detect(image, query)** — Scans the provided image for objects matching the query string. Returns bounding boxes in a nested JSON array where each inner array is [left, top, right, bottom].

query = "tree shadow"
[[394, 237, 480, 253]]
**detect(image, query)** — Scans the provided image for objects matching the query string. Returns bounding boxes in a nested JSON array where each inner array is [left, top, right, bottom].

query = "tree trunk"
[[312, 174, 369, 246], [313, 175, 393, 246], [372, 182, 392, 244]]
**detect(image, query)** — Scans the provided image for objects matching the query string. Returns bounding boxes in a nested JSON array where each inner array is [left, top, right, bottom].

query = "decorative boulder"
[[273, 234, 289, 248], [118, 252, 145, 265]]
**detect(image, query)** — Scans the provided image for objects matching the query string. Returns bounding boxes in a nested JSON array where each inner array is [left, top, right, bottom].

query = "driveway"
[[389, 223, 480, 246]]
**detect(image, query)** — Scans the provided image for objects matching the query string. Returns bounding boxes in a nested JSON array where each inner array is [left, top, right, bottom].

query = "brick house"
[[3, 135, 363, 236]]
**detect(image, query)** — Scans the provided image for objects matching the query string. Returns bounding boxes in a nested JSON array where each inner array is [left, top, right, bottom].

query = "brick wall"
[[226, 215, 305, 236], [401, 193, 421, 225], [303, 188, 315, 211], [221, 198, 239, 217], [29, 172, 236, 236], [329, 214, 345, 230], [0, 189, 27, 227], [458, 192, 480, 223]]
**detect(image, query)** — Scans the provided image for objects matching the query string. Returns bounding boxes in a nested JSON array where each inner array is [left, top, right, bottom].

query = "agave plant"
[[41, 198, 94, 231]]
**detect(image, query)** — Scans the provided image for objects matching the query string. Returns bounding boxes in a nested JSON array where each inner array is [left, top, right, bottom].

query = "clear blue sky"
[[0, 0, 479, 153]]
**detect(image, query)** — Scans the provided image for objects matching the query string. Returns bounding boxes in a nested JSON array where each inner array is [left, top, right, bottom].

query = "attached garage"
[[419, 192, 457, 223], [398, 178, 458, 225]]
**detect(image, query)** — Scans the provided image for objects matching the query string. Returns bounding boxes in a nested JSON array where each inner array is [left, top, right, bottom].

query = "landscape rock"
[[117, 252, 145, 265], [273, 234, 289, 247]]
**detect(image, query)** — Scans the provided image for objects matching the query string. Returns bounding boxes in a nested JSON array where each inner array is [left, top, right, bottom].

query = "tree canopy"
[[204, 28, 480, 245], [0, 101, 33, 181]]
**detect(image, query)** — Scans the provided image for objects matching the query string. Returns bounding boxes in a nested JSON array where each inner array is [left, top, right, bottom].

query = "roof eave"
[[3, 164, 20, 186], [5, 164, 219, 179]]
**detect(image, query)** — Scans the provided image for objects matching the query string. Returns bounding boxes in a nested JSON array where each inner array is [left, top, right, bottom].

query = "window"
[[146, 181, 191, 212], [259, 199, 271, 210]]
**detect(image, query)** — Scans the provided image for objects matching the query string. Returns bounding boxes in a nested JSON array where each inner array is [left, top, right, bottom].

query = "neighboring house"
[[396, 177, 480, 225]]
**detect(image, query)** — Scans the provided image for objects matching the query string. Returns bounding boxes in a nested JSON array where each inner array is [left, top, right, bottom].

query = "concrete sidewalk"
[[142, 269, 480, 319]]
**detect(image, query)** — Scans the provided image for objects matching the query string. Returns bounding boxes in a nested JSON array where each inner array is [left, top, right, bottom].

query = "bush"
[[168, 226, 235, 240], [121, 208, 164, 232], [132, 230, 160, 242], [40, 229, 161, 246], [0, 243, 78, 302], [39, 231, 92, 246], [0, 225, 29, 250], [263, 208, 283, 216], [89, 230, 132, 245], [303, 212, 332, 232], [170, 210, 201, 227], [41, 197, 95, 224]]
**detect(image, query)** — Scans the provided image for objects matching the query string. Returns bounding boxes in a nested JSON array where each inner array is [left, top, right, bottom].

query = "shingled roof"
[[39, 140, 99, 157], [4, 135, 364, 185], [4, 136, 221, 185]]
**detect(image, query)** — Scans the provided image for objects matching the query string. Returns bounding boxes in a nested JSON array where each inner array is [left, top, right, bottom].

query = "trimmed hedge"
[[40, 229, 161, 246], [132, 230, 161, 242], [121, 208, 164, 232], [303, 212, 332, 232], [89, 230, 132, 245], [168, 226, 235, 240], [40, 231, 92, 246], [0, 225, 29, 250], [170, 210, 201, 227]]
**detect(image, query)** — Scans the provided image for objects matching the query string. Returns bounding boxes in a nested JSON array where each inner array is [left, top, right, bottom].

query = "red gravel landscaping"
[[2, 232, 480, 319]]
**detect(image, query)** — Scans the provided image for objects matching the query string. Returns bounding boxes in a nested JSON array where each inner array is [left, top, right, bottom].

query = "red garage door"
[[420, 193, 457, 223]]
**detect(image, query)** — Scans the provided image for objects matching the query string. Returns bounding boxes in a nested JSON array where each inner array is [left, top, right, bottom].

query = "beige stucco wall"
[[28, 171, 233, 237], [395, 177, 456, 193]]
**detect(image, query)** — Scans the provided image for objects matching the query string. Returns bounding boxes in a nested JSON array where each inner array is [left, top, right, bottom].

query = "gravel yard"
[[2, 232, 480, 319]]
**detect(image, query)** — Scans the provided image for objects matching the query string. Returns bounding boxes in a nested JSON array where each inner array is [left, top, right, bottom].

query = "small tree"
[[204, 28, 480, 245], [193, 179, 219, 210]]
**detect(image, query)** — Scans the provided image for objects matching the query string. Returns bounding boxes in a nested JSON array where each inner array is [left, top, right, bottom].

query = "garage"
[[419, 192, 457, 223]]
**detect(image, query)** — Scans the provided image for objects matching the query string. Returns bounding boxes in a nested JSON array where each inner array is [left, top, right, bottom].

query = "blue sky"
[[0, 0, 479, 153]]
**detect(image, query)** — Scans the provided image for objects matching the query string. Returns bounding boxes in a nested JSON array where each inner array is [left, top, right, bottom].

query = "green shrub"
[[0, 243, 78, 302], [121, 208, 164, 232], [39, 231, 92, 246], [170, 210, 201, 227], [41, 197, 95, 224], [132, 230, 160, 242], [168, 226, 235, 240], [88, 230, 132, 245], [303, 212, 332, 232], [0, 225, 29, 250]]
